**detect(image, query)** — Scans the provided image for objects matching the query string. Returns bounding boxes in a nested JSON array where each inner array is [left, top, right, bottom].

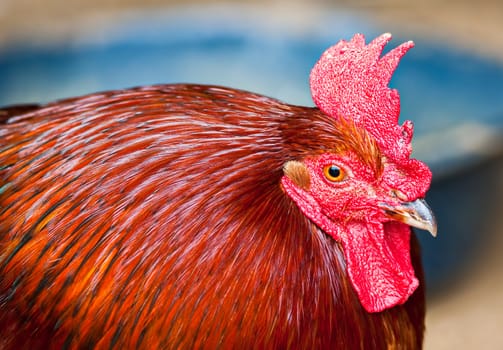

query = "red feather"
[[0, 84, 425, 348]]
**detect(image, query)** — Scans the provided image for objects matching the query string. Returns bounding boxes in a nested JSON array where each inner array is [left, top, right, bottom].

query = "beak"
[[379, 198, 437, 237]]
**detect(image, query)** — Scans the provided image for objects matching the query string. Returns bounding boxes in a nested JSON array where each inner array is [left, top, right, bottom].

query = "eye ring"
[[323, 164, 346, 182]]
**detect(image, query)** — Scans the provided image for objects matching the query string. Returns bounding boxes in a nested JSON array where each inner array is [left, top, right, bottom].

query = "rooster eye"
[[323, 165, 346, 182]]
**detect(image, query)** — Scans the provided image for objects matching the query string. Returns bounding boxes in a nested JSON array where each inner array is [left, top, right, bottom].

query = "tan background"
[[1, 0, 503, 61], [1, 1, 502, 349]]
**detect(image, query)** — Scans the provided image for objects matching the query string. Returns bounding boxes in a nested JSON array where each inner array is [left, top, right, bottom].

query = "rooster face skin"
[[282, 117, 436, 312]]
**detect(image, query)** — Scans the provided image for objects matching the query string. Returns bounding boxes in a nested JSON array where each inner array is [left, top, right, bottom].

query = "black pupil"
[[328, 165, 341, 178]]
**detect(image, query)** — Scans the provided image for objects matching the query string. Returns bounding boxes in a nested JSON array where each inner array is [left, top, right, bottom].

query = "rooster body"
[[0, 35, 434, 349]]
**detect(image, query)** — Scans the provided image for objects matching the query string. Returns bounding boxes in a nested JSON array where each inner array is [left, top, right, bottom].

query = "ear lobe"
[[283, 161, 311, 190]]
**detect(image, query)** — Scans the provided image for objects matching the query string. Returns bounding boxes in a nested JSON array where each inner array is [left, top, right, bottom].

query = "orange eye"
[[323, 164, 345, 182]]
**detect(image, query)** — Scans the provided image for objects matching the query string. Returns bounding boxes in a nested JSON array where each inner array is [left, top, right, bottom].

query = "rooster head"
[[281, 33, 436, 313]]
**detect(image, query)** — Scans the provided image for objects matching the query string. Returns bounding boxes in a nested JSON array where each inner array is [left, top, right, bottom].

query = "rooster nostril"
[[392, 190, 408, 201]]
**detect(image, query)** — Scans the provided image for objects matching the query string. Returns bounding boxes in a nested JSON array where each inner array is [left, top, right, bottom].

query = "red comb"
[[310, 33, 414, 161]]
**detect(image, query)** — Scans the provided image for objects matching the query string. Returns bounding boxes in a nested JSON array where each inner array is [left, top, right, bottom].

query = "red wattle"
[[341, 221, 418, 313]]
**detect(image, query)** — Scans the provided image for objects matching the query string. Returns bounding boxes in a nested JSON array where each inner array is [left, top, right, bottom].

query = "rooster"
[[0, 33, 436, 349]]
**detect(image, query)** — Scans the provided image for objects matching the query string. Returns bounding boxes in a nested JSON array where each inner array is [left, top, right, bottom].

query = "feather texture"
[[0, 84, 424, 349]]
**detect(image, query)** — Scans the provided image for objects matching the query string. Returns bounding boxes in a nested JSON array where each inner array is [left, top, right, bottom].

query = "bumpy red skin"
[[307, 34, 432, 313], [0, 85, 424, 349], [281, 150, 427, 313]]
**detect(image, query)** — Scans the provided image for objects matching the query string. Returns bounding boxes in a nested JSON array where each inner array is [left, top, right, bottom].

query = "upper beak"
[[379, 198, 437, 237]]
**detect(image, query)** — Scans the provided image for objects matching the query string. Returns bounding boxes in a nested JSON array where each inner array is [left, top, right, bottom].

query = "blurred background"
[[1, 1, 502, 348]]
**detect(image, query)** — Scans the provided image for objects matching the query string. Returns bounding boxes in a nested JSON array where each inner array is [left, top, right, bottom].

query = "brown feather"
[[0, 104, 40, 123], [0, 84, 424, 349]]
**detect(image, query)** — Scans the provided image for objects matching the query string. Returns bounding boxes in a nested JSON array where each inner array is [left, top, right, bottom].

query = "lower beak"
[[379, 198, 437, 237]]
